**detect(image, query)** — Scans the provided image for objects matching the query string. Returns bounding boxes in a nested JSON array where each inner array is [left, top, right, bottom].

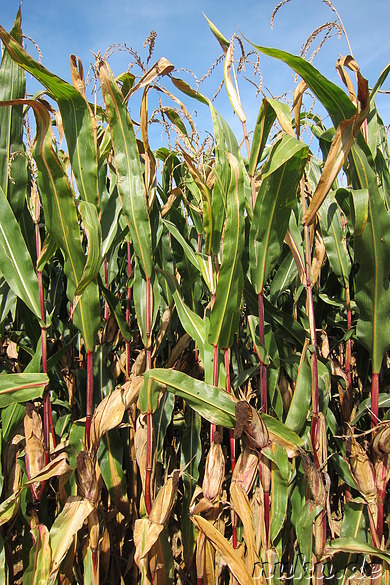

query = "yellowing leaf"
[[49, 496, 94, 584], [192, 515, 254, 585]]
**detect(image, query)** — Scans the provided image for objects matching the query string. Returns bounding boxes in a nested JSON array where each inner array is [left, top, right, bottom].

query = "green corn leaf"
[[251, 44, 356, 128], [98, 277, 132, 342], [349, 145, 390, 374], [140, 368, 236, 428], [98, 59, 153, 279], [162, 219, 199, 271], [132, 260, 160, 346], [270, 252, 298, 304], [2, 402, 25, 444], [249, 134, 308, 295], [36, 234, 58, 272], [349, 188, 369, 236], [261, 413, 304, 453], [209, 153, 245, 348], [0, 185, 42, 322], [74, 201, 102, 296], [243, 283, 306, 348], [169, 76, 208, 106], [248, 314, 270, 366], [153, 392, 175, 463], [249, 98, 294, 176], [0, 534, 6, 585], [0, 25, 99, 209], [340, 501, 369, 542], [209, 105, 229, 254], [0, 373, 48, 408], [181, 406, 201, 569], [370, 62, 390, 104], [159, 269, 207, 352], [295, 502, 323, 564], [319, 195, 351, 286], [331, 454, 359, 492], [352, 393, 390, 425], [163, 107, 188, 136], [270, 457, 289, 543], [101, 186, 122, 258], [0, 8, 27, 218], [285, 349, 311, 434], [26, 99, 100, 352], [98, 430, 130, 519], [327, 537, 390, 564]]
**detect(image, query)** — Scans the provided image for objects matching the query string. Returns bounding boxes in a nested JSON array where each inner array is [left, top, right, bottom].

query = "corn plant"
[[0, 4, 390, 584]]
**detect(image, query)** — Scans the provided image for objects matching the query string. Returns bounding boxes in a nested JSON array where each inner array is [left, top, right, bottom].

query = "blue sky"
[[2, 0, 390, 146]]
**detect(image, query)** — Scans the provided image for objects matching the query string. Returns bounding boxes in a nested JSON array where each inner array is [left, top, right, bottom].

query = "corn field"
[[0, 3, 390, 584]]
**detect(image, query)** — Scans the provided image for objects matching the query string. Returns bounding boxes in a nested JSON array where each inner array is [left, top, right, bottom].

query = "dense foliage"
[[0, 4, 389, 584]]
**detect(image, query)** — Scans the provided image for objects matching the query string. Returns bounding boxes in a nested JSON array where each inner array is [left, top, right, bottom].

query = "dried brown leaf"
[[134, 517, 164, 568], [124, 57, 174, 101], [192, 515, 254, 585], [230, 482, 257, 571], [303, 65, 369, 226], [224, 42, 246, 124], [89, 386, 126, 451]]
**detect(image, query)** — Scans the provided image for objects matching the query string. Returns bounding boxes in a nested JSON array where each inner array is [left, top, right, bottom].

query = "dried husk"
[[76, 451, 99, 506], [234, 401, 268, 450], [134, 414, 156, 501], [149, 470, 179, 525], [349, 436, 376, 499], [202, 432, 225, 502], [278, 371, 293, 412], [24, 403, 45, 501], [348, 435, 378, 526], [373, 423, 390, 455], [299, 449, 326, 508], [231, 447, 259, 494], [122, 375, 143, 409], [89, 386, 126, 453], [311, 230, 326, 285]]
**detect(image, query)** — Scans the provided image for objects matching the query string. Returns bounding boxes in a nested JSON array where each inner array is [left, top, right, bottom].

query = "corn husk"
[[348, 435, 377, 527], [299, 449, 326, 508], [76, 451, 99, 505], [373, 423, 390, 455], [24, 403, 45, 501], [231, 447, 259, 494], [234, 401, 268, 450], [202, 432, 225, 502], [149, 471, 179, 525]]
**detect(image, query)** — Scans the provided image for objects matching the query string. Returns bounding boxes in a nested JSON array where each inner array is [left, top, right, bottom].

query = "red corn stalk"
[[371, 373, 380, 429]]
